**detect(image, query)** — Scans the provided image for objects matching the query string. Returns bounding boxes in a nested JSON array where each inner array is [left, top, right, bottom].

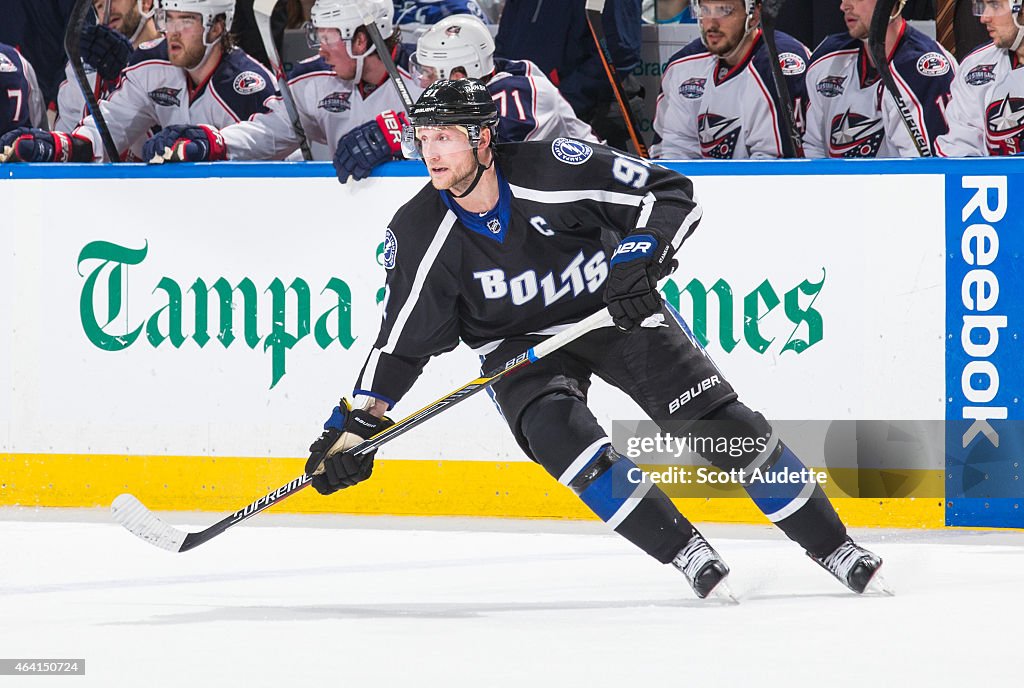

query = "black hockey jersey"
[[353, 139, 702, 408]]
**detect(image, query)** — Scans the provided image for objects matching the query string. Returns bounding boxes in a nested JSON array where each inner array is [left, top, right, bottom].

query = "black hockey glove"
[[80, 24, 133, 81], [333, 109, 407, 183], [604, 232, 674, 331], [0, 128, 94, 163], [305, 398, 395, 495]]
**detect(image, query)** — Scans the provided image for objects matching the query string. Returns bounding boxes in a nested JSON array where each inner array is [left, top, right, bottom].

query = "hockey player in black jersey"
[[306, 78, 886, 599]]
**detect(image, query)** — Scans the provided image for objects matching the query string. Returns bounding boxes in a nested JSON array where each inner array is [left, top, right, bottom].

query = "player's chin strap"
[[349, 41, 378, 85], [129, 0, 157, 44], [1012, 3, 1024, 52], [449, 147, 494, 199]]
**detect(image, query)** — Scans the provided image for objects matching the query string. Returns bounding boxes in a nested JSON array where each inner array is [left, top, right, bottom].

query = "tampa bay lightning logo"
[[148, 87, 181, 106], [829, 109, 884, 158], [816, 75, 846, 98], [551, 137, 593, 165], [679, 77, 706, 99], [966, 64, 997, 86], [382, 229, 398, 270], [319, 91, 352, 113]]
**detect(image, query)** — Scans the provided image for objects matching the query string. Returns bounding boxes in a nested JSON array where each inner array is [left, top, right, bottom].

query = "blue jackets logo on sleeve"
[[551, 138, 593, 165], [233, 71, 267, 95], [383, 228, 398, 270], [778, 52, 806, 76], [0, 53, 18, 73], [916, 52, 951, 77]]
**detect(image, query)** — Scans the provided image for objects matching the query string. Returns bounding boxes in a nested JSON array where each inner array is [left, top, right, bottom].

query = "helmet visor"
[[409, 54, 442, 89], [972, 0, 1013, 15], [401, 124, 476, 160], [155, 9, 204, 33], [305, 23, 347, 49]]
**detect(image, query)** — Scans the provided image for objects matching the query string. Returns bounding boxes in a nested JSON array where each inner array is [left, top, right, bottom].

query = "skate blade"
[[863, 570, 895, 596], [707, 578, 740, 605]]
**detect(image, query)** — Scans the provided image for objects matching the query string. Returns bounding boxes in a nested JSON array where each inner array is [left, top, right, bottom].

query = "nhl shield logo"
[[382, 229, 398, 270], [679, 77, 706, 99], [486, 218, 502, 235], [551, 137, 593, 165]]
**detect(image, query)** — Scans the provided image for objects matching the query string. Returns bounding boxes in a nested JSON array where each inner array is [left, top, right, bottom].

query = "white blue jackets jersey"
[[73, 38, 278, 161], [0, 42, 45, 135], [393, 0, 491, 25], [353, 139, 702, 408], [220, 50, 424, 160], [650, 29, 810, 159], [489, 57, 599, 143], [56, 62, 110, 133], [935, 43, 1024, 157], [803, 22, 956, 158]]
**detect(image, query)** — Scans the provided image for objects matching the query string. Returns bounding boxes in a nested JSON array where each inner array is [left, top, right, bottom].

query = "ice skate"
[[810, 538, 890, 595], [672, 529, 734, 601]]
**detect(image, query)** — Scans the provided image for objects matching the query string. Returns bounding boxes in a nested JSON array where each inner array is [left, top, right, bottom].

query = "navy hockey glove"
[[604, 232, 674, 331], [333, 109, 407, 183], [0, 128, 94, 163], [305, 398, 395, 495], [80, 24, 133, 81], [144, 124, 227, 163]]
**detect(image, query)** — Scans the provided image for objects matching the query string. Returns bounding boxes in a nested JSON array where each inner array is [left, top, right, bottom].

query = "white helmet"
[[971, 0, 1024, 51], [308, 0, 393, 42], [307, 0, 394, 82], [691, 0, 759, 47], [412, 14, 495, 86], [157, 0, 235, 47]]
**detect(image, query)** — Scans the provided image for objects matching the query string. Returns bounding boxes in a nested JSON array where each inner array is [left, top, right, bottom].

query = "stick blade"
[[111, 494, 188, 552]]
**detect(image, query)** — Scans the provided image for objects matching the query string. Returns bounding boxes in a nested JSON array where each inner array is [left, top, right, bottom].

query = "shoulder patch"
[[382, 228, 398, 270], [966, 63, 997, 86], [778, 52, 806, 76], [916, 52, 951, 77], [551, 137, 593, 165], [233, 70, 267, 95], [679, 77, 706, 99], [149, 86, 182, 106], [816, 75, 846, 98], [138, 38, 163, 50], [0, 52, 18, 73], [318, 91, 352, 112]]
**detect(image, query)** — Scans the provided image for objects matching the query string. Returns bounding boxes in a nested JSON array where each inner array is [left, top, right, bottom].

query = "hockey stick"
[[358, 2, 416, 111], [584, 0, 650, 158], [759, 0, 802, 158], [252, 0, 313, 160], [65, 0, 120, 162], [866, 0, 931, 157], [111, 308, 615, 553]]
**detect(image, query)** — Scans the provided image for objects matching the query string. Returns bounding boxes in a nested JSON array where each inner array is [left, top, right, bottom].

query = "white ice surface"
[[1, 508, 1021, 687]]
